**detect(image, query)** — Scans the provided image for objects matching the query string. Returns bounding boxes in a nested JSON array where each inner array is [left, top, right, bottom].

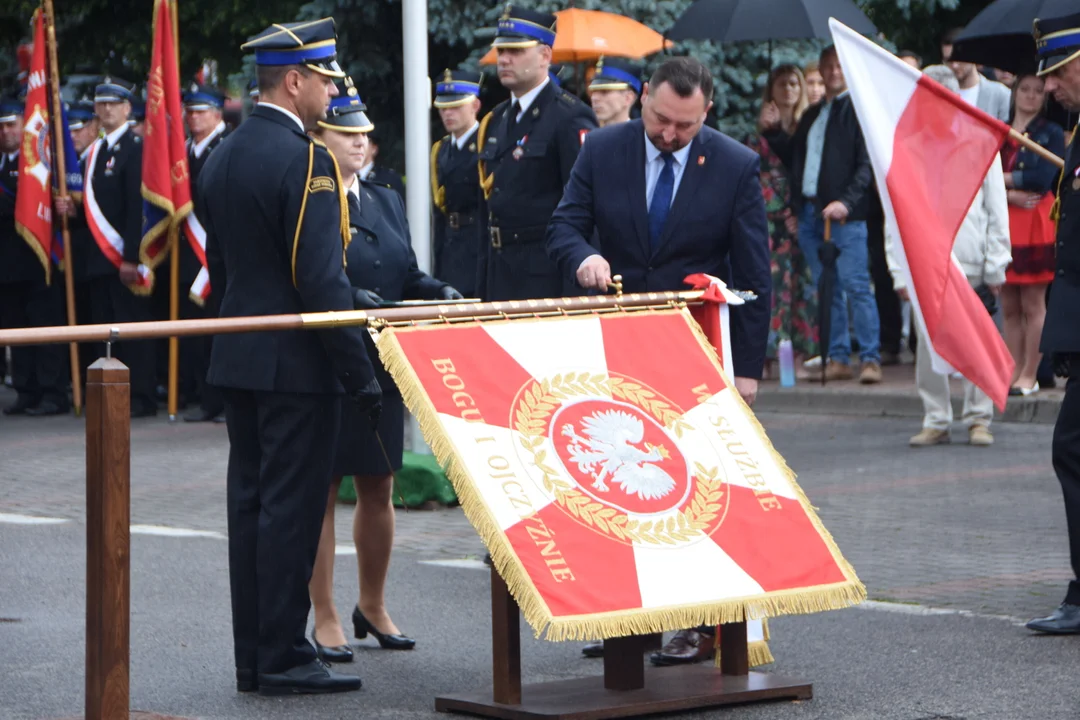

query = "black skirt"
[[333, 335, 405, 477]]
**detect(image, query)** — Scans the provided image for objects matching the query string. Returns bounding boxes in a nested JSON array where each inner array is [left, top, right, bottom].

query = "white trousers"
[[915, 284, 994, 431]]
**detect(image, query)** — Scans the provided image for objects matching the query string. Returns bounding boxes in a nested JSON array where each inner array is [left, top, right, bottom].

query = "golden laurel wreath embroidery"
[[514, 372, 724, 546]]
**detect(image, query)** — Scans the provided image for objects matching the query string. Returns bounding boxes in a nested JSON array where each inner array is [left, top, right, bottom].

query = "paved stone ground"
[[0, 384, 1068, 619]]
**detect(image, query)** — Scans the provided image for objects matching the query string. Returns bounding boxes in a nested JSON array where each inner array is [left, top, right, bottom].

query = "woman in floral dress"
[[750, 64, 818, 378]]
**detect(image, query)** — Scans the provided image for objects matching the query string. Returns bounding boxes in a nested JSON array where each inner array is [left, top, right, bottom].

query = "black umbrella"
[[951, 0, 1076, 75], [816, 219, 840, 386], [667, 0, 877, 44]]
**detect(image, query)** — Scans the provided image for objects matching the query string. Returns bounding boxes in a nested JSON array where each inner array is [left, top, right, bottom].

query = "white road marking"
[[418, 558, 489, 570], [129, 524, 225, 539], [858, 600, 1028, 625], [0, 512, 69, 525]]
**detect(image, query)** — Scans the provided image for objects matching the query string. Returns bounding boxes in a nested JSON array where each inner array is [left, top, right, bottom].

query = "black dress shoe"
[[353, 607, 415, 650], [313, 632, 354, 663], [1027, 603, 1080, 634], [25, 400, 69, 417], [582, 641, 604, 658], [183, 408, 218, 423], [236, 668, 258, 693], [3, 396, 38, 416], [257, 659, 361, 696]]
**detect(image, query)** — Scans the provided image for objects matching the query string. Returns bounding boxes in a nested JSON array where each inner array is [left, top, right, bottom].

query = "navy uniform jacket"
[[183, 126, 229, 291], [546, 119, 772, 380], [1042, 129, 1080, 355], [0, 151, 44, 285], [477, 81, 597, 301], [89, 126, 143, 266], [432, 127, 486, 296], [200, 105, 374, 395], [1011, 117, 1066, 195], [345, 178, 446, 302], [367, 165, 405, 200]]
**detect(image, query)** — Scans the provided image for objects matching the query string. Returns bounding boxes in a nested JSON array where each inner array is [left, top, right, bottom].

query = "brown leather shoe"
[[859, 361, 883, 384], [582, 641, 604, 658], [649, 629, 715, 666]]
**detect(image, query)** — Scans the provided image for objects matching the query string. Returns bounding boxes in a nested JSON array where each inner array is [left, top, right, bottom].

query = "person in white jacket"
[[885, 65, 1012, 448]]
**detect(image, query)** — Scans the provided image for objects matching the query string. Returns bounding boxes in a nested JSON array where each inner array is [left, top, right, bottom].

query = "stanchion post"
[[490, 567, 522, 705], [85, 357, 131, 720], [719, 621, 749, 676]]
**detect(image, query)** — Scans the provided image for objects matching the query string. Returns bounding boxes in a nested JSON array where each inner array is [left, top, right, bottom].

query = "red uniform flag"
[[832, 20, 1015, 410], [14, 9, 53, 283], [140, 0, 191, 275]]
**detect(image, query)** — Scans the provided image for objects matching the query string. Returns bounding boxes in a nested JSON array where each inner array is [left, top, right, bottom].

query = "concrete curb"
[[757, 386, 1062, 425]]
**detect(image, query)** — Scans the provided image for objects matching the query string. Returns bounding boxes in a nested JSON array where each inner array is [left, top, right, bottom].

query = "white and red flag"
[[378, 309, 864, 641], [831, 19, 1015, 410]]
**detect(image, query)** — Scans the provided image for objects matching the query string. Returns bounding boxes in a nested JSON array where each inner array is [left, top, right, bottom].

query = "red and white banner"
[[831, 20, 1015, 410], [378, 309, 864, 640]]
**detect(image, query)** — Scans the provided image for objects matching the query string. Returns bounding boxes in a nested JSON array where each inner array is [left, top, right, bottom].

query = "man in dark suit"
[[431, 69, 486, 298], [476, 4, 598, 301], [200, 19, 381, 696], [84, 76, 157, 416], [1027, 12, 1080, 635], [0, 94, 68, 416], [180, 84, 228, 423], [547, 57, 771, 665]]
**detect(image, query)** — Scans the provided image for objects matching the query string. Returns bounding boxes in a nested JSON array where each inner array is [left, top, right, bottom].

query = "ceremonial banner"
[[14, 9, 52, 281], [831, 20, 1014, 410], [51, 97, 85, 266], [378, 309, 864, 640], [140, 0, 191, 277]]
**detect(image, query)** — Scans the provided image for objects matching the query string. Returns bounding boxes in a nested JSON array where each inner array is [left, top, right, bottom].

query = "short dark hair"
[[898, 50, 923, 67], [256, 64, 310, 94], [819, 45, 837, 64], [941, 27, 963, 46], [648, 57, 714, 103]]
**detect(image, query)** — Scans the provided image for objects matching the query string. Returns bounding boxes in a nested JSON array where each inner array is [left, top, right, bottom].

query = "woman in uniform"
[[307, 77, 463, 662]]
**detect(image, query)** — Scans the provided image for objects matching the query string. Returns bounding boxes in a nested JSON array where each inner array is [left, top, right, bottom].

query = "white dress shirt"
[[643, 131, 692, 209], [454, 122, 480, 150], [189, 121, 227, 159], [511, 76, 550, 122], [103, 122, 130, 151], [259, 102, 305, 133]]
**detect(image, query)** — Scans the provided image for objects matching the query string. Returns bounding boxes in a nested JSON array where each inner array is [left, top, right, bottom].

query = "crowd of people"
[[1, 0, 1079, 694]]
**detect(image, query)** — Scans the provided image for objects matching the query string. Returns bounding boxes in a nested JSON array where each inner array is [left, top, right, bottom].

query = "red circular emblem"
[[550, 399, 691, 516]]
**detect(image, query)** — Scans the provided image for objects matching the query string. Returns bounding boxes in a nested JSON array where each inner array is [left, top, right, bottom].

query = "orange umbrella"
[[480, 8, 670, 65]]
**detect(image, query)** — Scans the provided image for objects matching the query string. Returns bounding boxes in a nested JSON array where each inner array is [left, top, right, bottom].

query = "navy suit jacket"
[[546, 119, 771, 380]]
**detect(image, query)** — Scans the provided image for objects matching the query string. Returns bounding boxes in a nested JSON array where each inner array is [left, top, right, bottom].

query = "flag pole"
[[166, 0, 181, 421], [1008, 128, 1064, 169], [42, 0, 83, 416]]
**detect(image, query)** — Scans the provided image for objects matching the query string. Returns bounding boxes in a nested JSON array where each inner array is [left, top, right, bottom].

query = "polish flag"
[[831, 20, 1015, 410]]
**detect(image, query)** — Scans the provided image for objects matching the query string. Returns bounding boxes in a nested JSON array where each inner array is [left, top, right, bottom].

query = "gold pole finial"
[[609, 274, 623, 298]]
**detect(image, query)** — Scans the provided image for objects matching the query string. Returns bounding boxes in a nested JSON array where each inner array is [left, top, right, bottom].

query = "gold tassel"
[[477, 112, 495, 201], [290, 143, 316, 288]]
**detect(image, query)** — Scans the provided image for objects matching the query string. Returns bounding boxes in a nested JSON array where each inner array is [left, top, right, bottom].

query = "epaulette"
[[556, 88, 584, 107]]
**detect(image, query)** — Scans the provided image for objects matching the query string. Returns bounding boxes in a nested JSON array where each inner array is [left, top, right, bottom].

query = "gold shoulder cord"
[[291, 139, 352, 288], [1050, 131, 1075, 226], [477, 111, 496, 201], [431, 137, 446, 214]]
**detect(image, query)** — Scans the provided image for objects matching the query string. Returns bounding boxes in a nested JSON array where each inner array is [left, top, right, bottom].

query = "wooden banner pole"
[[42, 0, 83, 415]]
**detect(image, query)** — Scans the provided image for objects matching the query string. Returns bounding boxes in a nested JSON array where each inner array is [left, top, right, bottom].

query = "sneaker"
[[909, 428, 950, 447], [969, 425, 994, 446], [824, 360, 854, 381], [859, 361, 883, 384]]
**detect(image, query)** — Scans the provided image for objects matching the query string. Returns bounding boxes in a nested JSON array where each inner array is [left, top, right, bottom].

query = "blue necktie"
[[648, 152, 674, 252]]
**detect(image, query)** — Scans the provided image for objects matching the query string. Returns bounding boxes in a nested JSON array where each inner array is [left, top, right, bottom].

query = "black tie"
[[507, 100, 521, 138], [347, 190, 362, 219]]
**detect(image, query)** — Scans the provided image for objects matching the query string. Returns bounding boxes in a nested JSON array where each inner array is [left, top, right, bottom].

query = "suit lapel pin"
[[512, 146, 524, 160], [532, 107, 539, 117], [468, 142, 476, 152], [697, 155, 705, 166]]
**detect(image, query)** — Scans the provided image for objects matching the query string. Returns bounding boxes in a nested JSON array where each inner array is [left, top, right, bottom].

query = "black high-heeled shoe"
[[312, 632, 354, 663], [352, 606, 416, 650]]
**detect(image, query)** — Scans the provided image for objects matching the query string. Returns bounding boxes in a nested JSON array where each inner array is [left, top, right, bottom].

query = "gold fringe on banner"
[[376, 310, 866, 642]]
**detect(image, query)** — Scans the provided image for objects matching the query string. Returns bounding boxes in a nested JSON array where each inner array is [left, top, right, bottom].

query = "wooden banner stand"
[[435, 569, 813, 720]]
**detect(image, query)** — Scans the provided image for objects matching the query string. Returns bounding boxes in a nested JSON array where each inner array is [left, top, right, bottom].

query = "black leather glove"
[[1053, 353, 1073, 380], [440, 285, 465, 301], [349, 376, 383, 428], [352, 288, 384, 310]]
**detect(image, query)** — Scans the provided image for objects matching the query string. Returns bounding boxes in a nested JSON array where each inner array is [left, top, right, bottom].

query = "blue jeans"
[[797, 203, 880, 364]]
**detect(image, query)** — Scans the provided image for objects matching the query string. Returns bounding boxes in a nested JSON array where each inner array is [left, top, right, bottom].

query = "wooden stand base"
[[436, 665, 812, 720], [435, 568, 812, 720]]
